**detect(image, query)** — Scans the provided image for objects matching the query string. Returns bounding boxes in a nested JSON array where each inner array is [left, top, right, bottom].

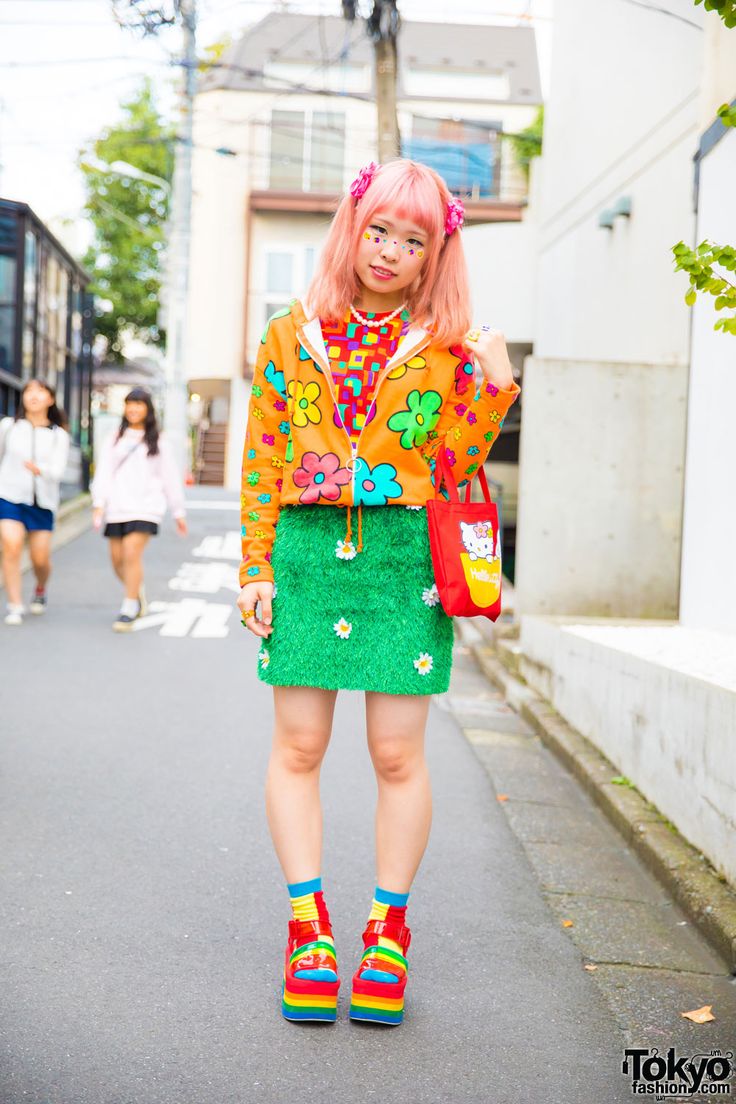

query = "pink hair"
[[306, 159, 472, 349]]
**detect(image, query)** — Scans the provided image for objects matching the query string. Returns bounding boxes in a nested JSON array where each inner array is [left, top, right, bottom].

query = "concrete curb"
[[459, 623, 736, 973], [0, 492, 91, 590]]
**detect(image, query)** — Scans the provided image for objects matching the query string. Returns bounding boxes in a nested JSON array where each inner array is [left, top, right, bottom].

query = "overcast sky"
[[0, 0, 553, 249]]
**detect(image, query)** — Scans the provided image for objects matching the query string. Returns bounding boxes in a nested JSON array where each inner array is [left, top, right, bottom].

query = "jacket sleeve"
[[419, 347, 520, 480], [239, 325, 290, 587], [158, 436, 186, 519], [38, 427, 70, 482]]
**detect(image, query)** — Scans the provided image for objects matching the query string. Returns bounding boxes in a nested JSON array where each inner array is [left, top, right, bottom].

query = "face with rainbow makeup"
[[354, 211, 427, 308]]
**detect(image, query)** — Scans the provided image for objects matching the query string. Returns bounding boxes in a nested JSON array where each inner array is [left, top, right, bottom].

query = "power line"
[[618, 0, 703, 29]]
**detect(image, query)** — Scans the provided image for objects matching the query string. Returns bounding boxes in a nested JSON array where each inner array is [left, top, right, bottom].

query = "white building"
[[512, 0, 736, 886], [185, 12, 541, 488]]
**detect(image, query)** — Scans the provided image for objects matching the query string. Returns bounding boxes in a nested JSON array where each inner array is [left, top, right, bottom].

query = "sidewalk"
[[0, 489, 733, 1103]]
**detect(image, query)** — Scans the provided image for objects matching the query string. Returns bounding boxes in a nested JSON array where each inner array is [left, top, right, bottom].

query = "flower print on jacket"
[[388, 389, 442, 449], [353, 459, 403, 506], [264, 360, 287, 399], [293, 451, 351, 504], [387, 353, 427, 381], [452, 347, 475, 396], [287, 380, 322, 427]]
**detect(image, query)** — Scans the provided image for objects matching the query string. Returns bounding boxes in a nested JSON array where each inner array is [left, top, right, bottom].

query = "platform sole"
[[349, 979, 405, 1026], [281, 978, 339, 1023]]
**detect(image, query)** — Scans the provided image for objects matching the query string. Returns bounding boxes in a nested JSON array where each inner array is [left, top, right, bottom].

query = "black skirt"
[[103, 520, 159, 538]]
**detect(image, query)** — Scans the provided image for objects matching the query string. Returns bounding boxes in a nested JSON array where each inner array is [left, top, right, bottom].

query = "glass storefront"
[[0, 199, 93, 495]]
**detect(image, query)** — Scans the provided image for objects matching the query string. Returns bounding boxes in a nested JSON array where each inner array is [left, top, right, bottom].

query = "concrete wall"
[[515, 356, 688, 617], [514, 0, 708, 616], [679, 125, 736, 634], [462, 217, 536, 343], [520, 615, 736, 887]]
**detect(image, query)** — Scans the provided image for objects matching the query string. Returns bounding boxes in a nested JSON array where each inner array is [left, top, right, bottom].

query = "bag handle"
[[435, 445, 492, 505]]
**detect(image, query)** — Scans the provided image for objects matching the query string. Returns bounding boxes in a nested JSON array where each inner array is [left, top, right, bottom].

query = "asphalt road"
[[0, 489, 633, 1104]]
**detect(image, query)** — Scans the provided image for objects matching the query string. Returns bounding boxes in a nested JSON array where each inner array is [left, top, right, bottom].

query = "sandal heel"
[[349, 976, 405, 1025], [282, 976, 340, 1022]]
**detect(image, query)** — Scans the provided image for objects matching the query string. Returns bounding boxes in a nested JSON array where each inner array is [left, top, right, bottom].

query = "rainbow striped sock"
[[361, 886, 409, 984], [287, 876, 337, 983]]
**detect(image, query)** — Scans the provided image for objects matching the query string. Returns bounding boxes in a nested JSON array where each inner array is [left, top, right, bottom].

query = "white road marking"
[[169, 561, 240, 595], [191, 532, 241, 561], [132, 599, 233, 638]]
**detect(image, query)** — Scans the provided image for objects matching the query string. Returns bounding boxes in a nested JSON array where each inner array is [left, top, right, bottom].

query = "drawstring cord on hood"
[[344, 503, 364, 553]]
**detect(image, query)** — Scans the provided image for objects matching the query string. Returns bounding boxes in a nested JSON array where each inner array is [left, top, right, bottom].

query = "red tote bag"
[[425, 446, 503, 620]]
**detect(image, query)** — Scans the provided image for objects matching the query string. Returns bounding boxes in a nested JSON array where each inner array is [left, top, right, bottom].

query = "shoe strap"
[[362, 918, 411, 952], [289, 917, 334, 947]]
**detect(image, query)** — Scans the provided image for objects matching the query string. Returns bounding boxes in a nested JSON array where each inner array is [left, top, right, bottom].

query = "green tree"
[[79, 79, 173, 358], [673, 4, 736, 331], [501, 106, 543, 181]]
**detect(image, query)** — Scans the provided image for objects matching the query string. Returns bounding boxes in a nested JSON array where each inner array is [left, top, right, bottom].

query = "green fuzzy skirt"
[[257, 505, 454, 695]]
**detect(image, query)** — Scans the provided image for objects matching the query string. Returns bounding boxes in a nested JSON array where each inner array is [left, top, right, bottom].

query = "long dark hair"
[[15, 379, 68, 429], [117, 387, 160, 457]]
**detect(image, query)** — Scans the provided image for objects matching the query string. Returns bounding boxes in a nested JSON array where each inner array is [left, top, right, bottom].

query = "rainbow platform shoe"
[[281, 917, 340, 1022], [349, 918, 411, 1026]]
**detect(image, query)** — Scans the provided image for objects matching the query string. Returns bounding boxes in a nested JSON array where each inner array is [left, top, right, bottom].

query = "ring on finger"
[[467, 328, 480, 342], [481, 324, 492, 332], [241, 609, 255, 621]]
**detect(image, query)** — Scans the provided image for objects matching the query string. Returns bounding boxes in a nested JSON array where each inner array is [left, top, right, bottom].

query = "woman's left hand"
[[464, 326, 515, 391], [23, 461, 42, 476], [175, 516, 188, 536]]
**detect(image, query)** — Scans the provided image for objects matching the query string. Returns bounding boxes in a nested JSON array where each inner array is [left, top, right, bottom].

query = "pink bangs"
[[306, 159, 472, 349]]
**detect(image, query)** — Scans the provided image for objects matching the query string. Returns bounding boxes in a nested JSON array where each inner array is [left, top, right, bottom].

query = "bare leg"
[[108, 537, 125, 583], [265, 685, 337, 884], [365, 692, 433, 893], [121, 532, 150, 600], [0, 520, 26, 606], [27, 529, 52, 590]]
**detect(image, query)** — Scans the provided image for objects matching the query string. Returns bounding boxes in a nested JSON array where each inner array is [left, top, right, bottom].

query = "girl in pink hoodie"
[[91, 388, 187, 631]]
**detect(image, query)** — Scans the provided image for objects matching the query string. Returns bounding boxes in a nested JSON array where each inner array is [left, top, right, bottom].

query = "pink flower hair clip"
[[350, 162, 380, 201], [445, 197, 465, 236]]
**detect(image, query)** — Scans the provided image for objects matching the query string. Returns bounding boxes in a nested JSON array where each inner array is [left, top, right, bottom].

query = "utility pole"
[[164, 0, 197, 476], [344, 1, 401, 162], [112, 0, 196, 475]]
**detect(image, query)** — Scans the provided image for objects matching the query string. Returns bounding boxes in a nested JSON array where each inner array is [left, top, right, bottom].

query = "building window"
[[0, 255, 16, 375], [269, 109, 345, 192], [262, 246, 318, 328], [270, 110, 305, 190], [405, 116, 500, 198], [311, 112, 345, 191], [266, 252, 294, 296]]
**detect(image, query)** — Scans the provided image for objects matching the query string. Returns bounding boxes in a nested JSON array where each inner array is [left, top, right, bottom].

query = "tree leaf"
[[681, 1005, 715, 1023]]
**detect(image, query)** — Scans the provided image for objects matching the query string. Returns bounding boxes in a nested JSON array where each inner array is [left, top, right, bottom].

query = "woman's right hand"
[[92, 507, 104, 531], [237, 581, 274, 638]]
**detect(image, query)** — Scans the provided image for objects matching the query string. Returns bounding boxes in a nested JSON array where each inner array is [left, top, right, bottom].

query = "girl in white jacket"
[[91, 387, 187, 631], [0, 379, 70, 626]]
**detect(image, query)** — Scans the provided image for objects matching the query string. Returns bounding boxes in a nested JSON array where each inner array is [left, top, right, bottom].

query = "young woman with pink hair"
[[237, 159, 520, 1025]]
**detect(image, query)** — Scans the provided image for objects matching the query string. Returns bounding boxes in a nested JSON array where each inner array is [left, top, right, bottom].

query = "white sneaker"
[[4, 606, 24, 626], [30, 590, 47, 615]]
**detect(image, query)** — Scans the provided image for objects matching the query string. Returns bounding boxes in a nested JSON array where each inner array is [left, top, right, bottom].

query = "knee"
[[2, 538, 23, 561], [275, 727, 328, 774], [371, 737, 419, 784]]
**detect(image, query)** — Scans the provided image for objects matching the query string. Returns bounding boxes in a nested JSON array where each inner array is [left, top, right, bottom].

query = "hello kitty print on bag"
[[458, 520, 501, 608]]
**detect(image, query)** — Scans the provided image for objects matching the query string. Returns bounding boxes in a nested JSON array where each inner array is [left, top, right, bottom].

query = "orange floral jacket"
[[239, 299, 520, 585]]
